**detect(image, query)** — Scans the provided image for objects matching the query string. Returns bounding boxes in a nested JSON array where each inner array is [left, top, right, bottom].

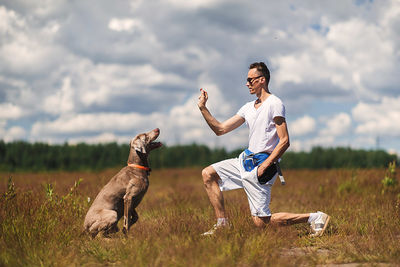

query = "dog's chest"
[[135, 175, 149, 191]]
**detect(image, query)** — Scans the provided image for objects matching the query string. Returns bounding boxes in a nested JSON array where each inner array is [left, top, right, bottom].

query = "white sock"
[[217, 217, 228, 226], [307, 212, 319, 224]]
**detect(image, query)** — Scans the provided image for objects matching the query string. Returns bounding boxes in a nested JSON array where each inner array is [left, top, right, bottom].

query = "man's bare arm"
[[198, 89, 245, 136], [257, 116, 290, 177]]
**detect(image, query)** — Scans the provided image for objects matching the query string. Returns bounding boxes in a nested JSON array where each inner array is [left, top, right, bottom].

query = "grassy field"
[[1, 167, 399, 266]]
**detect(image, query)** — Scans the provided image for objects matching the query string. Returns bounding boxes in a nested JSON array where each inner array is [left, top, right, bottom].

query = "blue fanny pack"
[[243, 149, 270, 172]]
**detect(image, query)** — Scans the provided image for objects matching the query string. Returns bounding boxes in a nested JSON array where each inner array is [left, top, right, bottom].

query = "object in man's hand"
[[258, 163, 277, 184]]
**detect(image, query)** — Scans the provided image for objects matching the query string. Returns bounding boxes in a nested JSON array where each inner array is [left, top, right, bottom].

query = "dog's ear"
[[132, 138, 146, 154]]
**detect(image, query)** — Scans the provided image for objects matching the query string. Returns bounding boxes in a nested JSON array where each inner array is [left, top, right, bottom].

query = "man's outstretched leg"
[[201, 166, 230, 235], [252, 212, 308, 227], [252, 211, 330, 236]]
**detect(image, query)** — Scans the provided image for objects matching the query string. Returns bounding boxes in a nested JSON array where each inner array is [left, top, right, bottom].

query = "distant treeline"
[[0, 140, 397, 172], [281, 147, 397, 169]]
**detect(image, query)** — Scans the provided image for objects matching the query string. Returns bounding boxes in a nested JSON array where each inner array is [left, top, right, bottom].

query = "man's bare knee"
[[252, 216, 271, 228]]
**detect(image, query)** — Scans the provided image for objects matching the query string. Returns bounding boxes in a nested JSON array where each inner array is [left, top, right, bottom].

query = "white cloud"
[[381, 0, 400, 39], [7, 126, 26, 140], [166, 0, 221, 9], [0, 124, 26, 142], [352, 96, 400, 136], [0, 6, 26, 31], [289, 135, 336, 152], [288, 140, 302, 152], [272, 11, 399, 100], [0, 6, 63, 75], [319, 112, 352, 137], [108, 18, 142, 32], [289, 115, 316, 137], [7, 0, 69, 18], [31, 112, 164, 136], [68, 61, 186, 107], [289, 112, 353, 152], [43, 76, 75, 115], [67, 132, 131, 145], [0, 103, 25, 120]]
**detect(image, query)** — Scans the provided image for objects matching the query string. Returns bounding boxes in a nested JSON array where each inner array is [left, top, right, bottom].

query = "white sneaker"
[[309, 211, 330, 237], [201, 222, 230, 236]]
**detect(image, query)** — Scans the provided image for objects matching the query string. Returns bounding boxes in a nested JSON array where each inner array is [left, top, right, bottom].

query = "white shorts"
[[211, 152, 277, 217]]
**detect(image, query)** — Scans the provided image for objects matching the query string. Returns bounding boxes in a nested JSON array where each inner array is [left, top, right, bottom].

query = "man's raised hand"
[[198, 88, 208, 109]]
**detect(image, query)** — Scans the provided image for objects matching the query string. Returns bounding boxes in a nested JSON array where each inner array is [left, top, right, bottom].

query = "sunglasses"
[[246, 75, 263, 85]]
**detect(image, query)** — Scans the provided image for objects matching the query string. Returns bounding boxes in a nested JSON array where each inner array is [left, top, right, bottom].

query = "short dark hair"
[[249, 62, 270, 85]]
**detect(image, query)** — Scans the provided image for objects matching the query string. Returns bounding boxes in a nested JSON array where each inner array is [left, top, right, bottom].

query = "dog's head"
[[130, 128, 162, 154]]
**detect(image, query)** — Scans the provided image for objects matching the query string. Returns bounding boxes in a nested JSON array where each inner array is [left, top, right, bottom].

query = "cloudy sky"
[[1, 0, 399, 155]]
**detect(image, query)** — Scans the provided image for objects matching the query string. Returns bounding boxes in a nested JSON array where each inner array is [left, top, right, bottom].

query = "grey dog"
[[83, 128, 162, 238]]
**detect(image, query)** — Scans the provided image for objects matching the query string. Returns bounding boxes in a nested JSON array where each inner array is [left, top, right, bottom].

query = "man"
[[197, 62, 330, 236]]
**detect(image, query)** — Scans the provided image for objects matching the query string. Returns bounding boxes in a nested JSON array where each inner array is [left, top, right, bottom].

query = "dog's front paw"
[[122, 227, 128, 236]]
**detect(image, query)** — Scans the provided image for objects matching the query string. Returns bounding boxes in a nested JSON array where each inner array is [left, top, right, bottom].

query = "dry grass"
[[1, 168, 400, 266]]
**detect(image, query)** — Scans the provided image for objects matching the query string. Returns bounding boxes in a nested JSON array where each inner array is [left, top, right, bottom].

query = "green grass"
[[1, 168, 399, 266]]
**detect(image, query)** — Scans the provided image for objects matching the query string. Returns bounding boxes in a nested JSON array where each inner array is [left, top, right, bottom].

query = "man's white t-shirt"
[[237, 94, 285, 154]]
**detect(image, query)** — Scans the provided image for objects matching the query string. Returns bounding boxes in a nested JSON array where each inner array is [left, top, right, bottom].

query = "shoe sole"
[[311, 215, 331, 237]]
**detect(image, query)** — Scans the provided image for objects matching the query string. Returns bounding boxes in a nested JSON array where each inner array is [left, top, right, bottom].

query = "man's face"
[[246, 68, 264, 95]]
